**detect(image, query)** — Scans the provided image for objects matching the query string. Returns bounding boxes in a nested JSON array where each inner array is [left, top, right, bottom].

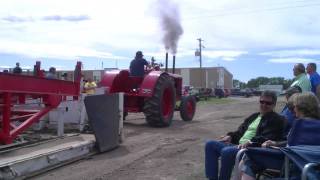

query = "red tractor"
[[100, 56, 196, 127]]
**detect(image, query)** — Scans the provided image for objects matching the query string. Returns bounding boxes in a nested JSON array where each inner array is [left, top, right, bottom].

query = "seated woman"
[[239, 92, 320, 180], [280, 86, 301, 135]]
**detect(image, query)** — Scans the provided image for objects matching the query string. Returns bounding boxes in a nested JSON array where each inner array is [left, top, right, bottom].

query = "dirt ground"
[[33, 96, 286, 180]]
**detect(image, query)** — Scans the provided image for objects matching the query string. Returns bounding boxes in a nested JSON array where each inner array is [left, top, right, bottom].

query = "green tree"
[[233, 79, 246, 88], [247, 76, 269, 88], [246, 77, 294, 89]]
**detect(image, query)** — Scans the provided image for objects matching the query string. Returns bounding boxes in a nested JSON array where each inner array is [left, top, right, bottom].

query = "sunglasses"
[[259, 100, 274, 106]]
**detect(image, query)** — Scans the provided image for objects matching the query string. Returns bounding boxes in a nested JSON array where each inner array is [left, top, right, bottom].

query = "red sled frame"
[[0, 62, 82, 144]]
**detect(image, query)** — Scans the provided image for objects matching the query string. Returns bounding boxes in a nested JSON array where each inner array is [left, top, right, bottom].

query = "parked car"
[[200, 88, 213, 100], [242, 88, 253, 97], [223, 89, 231, 97], [209, 88, 216, 97], [251, 89, 262, 96], [231, 88, 242, 96], [190, 88, 212, 101], [214, 88, 225, 98], [230, 88, 252, 97]]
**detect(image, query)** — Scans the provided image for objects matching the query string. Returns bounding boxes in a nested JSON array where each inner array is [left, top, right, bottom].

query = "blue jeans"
[[205, 140, 239, 180]]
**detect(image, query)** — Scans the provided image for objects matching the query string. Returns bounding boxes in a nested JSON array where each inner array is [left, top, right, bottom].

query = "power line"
[[183, 2, 320, 20], [184, 0, 315, 16]]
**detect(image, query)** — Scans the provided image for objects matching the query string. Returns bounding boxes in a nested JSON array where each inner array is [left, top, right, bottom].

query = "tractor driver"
[[130, 51, 149, 77]]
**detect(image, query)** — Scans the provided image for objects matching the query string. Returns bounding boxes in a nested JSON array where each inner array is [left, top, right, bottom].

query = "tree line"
[[233, 77, 294, 89]]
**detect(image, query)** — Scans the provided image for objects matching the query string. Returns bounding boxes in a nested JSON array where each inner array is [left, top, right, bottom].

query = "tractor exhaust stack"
[[165, 52, 168, 72], [172, 55, 176, 74]]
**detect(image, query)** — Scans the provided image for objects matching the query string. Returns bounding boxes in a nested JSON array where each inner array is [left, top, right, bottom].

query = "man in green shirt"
[[291, 63, 311, 92], [205, 90, 286, 180]]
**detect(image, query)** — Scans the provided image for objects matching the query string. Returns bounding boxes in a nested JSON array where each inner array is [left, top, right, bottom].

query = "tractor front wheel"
[[179, 96, 196, 121], [143, 74, 176, 127]]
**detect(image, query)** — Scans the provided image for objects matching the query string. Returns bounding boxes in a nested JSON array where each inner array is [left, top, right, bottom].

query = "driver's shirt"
[[130, 58, 148, 77]]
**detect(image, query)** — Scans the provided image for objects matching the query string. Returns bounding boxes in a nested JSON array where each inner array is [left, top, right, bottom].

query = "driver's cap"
[[136, 51, 143, 57]]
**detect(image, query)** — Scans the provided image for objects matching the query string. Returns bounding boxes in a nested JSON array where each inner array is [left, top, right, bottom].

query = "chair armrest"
[[233, 149, 247, 180], [302, 163, 320, 180]]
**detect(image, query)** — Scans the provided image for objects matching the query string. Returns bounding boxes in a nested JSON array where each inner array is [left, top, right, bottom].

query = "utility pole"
[[197, 38, 204, 68], [197, 38, 205, 87]]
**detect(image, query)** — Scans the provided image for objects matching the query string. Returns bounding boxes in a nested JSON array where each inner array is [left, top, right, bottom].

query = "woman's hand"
[[238, 141, 252, 149], [262, 140, 276, 148]]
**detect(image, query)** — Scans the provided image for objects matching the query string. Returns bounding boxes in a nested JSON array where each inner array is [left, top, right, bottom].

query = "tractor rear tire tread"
[[143, 74, 176, 127]]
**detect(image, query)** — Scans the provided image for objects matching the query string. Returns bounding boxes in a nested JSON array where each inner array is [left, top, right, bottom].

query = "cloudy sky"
[[0, 0, 319, 82]]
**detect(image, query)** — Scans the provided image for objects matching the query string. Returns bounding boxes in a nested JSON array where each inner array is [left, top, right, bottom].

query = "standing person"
[[13, 62, 22, 74], [61, 72, 68, 80], [306, 62, 320, 99], [290, 63, 311, 92], [46, 67, 57, 79], [204, 90, 286, 180], [84, 78, 97, 95], [129, 51, 149, 77]]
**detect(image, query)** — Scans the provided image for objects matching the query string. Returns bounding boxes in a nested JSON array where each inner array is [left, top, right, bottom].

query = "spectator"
[[290, 63, 311, 92], [46, 67, 57, 79], [239, 92, 320, 180], [129, 51, 149, 77], [61, 72, 68, 80], [204, 90, 286, 180], [84, 78, 97, 95], [13, 62, 22, 74], [280, 85, 302, 134], [81, 79, 88, 93], [306, 62, 320, 99], [293, 92, 320, 119]]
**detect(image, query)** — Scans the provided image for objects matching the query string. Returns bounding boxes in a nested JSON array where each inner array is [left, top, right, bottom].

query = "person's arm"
[[250, 113, 286, 145], [261, 140, 287, 148], [238, 141, 255, 149], [316, 84, 320, 100], [218, 135, 232, 144], [143, 59, 151, 68]]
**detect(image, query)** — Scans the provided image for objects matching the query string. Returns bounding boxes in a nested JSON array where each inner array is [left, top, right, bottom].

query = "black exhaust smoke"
[[155, 0, 183, 54]]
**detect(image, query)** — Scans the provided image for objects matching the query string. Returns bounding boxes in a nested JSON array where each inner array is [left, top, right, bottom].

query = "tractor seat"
[[117, 70, 143, 92], [117, 70, 130, 92], [128, 76, 143, 90]]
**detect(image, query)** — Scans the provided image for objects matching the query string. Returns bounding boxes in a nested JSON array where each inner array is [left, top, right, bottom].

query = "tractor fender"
[[138, 71, 168, 97], [101, 70, 130, 93]]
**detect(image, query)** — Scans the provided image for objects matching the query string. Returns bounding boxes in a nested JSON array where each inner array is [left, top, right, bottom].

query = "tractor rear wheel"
[[179, 96, 196, 121], [143, 74, 176, 127]]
